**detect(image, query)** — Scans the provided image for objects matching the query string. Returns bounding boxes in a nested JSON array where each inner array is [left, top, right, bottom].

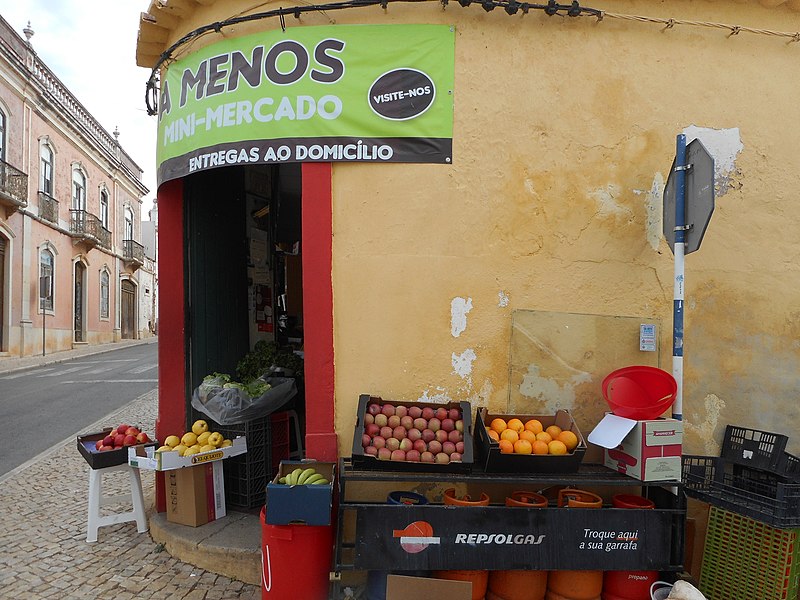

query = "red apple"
[[109, 428, 118, 437], [428, 440, 442, 455], [407, 428, 422, 442], [399, 438, 413, 452], [421, 429, 435, 443], [392, 426, 407, 440], [456, 419, 464, 432], [409, 406, 423, 419], [413, 418, 428, 431], [428, 418, 441, 432], [365, 446, 379, 456], [136, 432, 150, 444], [442, 441, 456, 455], [377, 448, 392, 460], [390, 449, 406, 461], [441, 418, 455, 432], [372, 436, 386, 450], [380, 426, 393, 439], [365, 423, 380, 437], [99, 445, 114, 452], [435, 407, 448, 421], [117, 424, 130, 436], [364, 413, 375, 425], [123, 434, 137, 446], [381, 404, 396, 417], [388, 415, 401, 429], [450, 452, 462, 462], [435, 452, 450, 464], [405, 450, 421, 462], [362, 434, 371, 448], [386, 438, 400, 451], [125, 426, 140, 437], [395, 405, 408, 418], [448, 408, 461, 421], [413, 439, 427, 453], [95, 440, 104, 450], [374, 414, 388, 428], [448, 430, 462, 443], [456, 441, 465, 454], [421, 407, 435, 420], [102, 435, 114, 447], [367, 402, 382, 416], [420, 451, 435, 463], [114, 434, 126, 447], [435, 430, 449, 444]]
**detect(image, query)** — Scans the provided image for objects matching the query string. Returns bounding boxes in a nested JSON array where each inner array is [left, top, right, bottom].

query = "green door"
[[184, 167, 250, 394]]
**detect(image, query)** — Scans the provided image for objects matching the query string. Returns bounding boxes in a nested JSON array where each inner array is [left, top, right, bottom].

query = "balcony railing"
[[123, 239, 145, 267], [69, 209, 111, 249], [0, 159, 29, 212], [38, 191, 59, 223]]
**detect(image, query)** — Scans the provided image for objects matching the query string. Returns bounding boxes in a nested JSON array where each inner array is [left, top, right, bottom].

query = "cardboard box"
[[77, 428, 158, 469], [266, 460, 335, 525], [128, 436, 247, 471], [166, 461, 226, 527], [386, 575, 471, 600], [589, 413, 683, 481], [475, 408, 586, 473]]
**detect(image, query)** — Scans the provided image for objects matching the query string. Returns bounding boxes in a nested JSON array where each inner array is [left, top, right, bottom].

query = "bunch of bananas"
[[278, 467, 329, 485], [155, 419, 233, 457]]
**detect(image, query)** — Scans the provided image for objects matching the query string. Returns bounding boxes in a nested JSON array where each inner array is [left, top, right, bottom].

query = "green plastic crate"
[[700, 506, 800, 600]]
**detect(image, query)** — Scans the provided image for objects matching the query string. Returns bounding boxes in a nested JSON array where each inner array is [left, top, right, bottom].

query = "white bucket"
[[651, 581, 673, 600]]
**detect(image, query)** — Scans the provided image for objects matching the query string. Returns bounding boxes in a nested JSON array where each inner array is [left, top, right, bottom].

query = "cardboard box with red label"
[[589, 413, 683, 481]]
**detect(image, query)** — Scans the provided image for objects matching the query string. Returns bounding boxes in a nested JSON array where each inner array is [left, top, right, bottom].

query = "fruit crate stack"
[[682, 425, 800, 529], [190, 407, 275, 509], [699, 506, 800, 600]]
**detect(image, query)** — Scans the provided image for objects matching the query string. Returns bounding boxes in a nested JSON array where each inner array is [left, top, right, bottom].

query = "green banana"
[[286, 469, 298, 485], [297, 467, 316, 484], [278, 476, 287, 484], [305, 473, 326, 485], [311, 478, 329, 485]]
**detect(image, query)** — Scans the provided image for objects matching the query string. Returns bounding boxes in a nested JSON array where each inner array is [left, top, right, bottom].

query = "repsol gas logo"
[[368, 68, 436, 121]]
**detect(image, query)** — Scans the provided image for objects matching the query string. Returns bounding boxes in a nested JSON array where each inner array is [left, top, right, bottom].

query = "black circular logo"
[[368, 69, 436, 121]]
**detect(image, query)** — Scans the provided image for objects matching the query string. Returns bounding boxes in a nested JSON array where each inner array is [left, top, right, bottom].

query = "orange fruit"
[[488, 429, 500, 442], [500, 428, 520, 443], [532, 440, 549, 455], [513, 439, 533, 455], [498, 439, 514, 454], [524, 419, 544, 434], [507, 418, 525, 434], [548, 440, 568, 455], [535, 431, 552, 444], [557, 430, 579, 451], [546, 425, 562, 439], [490, 418, 508, 434], [519, 430, 537, 444]]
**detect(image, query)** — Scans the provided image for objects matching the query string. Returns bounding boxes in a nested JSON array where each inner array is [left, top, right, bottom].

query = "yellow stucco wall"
[[145, 1, 800, 458]]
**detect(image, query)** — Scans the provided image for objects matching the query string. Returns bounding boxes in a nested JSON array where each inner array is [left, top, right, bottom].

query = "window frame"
[[39, 248, 55, 313], [99, 268, 110, 320], [40, 142, 54, 196], [99, 189, 109, 229], [72, 167, 86, 211]]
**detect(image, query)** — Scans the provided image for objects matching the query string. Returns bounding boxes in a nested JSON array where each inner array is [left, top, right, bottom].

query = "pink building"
[[0, 15, 150, 358]]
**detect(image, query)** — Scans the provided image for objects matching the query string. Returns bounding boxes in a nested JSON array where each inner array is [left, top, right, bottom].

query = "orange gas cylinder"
[[433, 569, 489, 600], [488, 570, 547, 600]]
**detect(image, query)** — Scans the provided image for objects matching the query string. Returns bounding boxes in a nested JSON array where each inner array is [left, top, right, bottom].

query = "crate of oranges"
[[475, 408, 586, 473]]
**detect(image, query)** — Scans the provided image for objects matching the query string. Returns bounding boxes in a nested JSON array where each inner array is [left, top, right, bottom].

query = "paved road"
[[0, 340, 158, 476]]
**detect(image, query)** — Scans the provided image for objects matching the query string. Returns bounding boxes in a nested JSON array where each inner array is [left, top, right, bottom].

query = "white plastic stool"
[[86, 463, 148, 543], [286, 409, 304, 460]]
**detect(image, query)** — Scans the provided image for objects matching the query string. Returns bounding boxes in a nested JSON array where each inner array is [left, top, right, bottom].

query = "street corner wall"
[[329, 1, 800, 455]]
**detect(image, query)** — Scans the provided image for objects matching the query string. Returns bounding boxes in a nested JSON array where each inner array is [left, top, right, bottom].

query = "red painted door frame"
[[154, 164, 337, 510]]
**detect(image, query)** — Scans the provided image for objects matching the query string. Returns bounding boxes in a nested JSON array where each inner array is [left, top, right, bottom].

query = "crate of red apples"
[[352, 394, 473, 473], [77, 423, 158, 469]]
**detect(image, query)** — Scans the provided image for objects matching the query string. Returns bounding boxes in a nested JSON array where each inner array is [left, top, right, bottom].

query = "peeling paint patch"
[[646, 172, 665, 251], [589, 184, 630, 217], [682, 125, 743, 196], [418, 389, 451, 404], [451, 297, 473, 337], [452, 348, 477, 379], [519, 363, 591, 411], [498, 291, 509, 308], [685, 393, 726, 455]]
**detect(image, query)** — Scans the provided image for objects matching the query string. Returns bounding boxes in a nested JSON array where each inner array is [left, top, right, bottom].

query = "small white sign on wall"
[[640, 324, 657, 352]]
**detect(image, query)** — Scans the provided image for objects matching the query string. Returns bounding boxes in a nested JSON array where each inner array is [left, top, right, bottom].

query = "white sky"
[[3, 1, 157, 216]]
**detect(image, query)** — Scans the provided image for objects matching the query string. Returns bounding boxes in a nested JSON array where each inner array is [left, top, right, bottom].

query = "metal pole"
[[42, 306, 46, 357], [672, 134, 687, 421]]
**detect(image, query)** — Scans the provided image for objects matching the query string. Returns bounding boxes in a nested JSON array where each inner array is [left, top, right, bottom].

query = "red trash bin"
[[261, 507, 334, 600]]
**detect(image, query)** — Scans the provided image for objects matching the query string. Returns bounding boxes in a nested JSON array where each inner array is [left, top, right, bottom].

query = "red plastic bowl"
[[601, 366, 677, 420]]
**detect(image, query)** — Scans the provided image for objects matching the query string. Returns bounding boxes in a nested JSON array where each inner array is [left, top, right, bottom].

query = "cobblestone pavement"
[[0, 388, 261, 599]]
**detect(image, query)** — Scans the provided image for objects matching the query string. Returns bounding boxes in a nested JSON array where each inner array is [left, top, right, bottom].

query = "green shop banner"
[[156, 24, 455, 184]]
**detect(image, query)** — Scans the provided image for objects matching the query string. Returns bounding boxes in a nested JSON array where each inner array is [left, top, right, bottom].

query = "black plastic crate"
[[190, 408, 274, 509], [721, 425, 788, 472], [682, 455, 800, 528]]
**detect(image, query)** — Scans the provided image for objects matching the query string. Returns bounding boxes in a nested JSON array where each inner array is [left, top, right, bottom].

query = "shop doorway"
[[183, 162, 305, 446], [121, 280, 136, 339], [73, 261, 85, 342]]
